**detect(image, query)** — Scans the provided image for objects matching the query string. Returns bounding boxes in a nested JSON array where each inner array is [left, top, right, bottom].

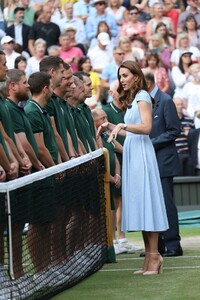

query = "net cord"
[[0, 149, 103, 192]]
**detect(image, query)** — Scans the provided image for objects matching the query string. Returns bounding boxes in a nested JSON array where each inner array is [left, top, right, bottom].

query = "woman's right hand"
[[107, 123, 124, 142]]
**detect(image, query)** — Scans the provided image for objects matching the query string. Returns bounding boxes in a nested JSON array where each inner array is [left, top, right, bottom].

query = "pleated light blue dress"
[[122, 90, 169, 232]]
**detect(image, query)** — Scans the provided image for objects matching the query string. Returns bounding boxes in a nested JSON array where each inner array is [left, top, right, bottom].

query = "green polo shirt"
[[6, 99, 39, 157], [25, 99, 58, 164], [78, 102, 96, 139], [102, 102, 125, 146], [45, 93, 69, 155], [0, 94, 16, 143], [103, 102, 125, 172], [0, 129, 9, 159], [71, 106, 96, 153], [59, 99, 79, 153]]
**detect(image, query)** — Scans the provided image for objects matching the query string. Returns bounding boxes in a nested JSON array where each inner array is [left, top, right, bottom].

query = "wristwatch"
[[123, 124, 128, 130]]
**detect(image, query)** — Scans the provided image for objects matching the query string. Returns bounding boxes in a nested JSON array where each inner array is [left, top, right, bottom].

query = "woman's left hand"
[[107, 124, 123, 142]]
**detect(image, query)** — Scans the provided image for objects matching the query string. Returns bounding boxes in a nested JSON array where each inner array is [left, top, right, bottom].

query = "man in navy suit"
[[188, 128, 200, 175], [144, 72, 183, 257], [6, 7, 30, 53]]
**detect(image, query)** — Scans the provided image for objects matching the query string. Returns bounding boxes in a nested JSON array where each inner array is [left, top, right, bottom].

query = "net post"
[[103, 148, 116, 263], [6, 190, 14, 280]]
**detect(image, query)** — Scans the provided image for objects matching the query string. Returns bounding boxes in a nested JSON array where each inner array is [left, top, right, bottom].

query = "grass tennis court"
[[52, 228, 200, 300]]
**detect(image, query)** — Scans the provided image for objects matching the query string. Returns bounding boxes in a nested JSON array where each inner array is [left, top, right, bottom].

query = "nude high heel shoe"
[[134, 252, 149, 275], [143, 253, 163, 276], [134, 269, 145, 275]]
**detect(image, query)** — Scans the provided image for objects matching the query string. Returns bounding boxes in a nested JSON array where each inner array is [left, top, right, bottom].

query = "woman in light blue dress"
[[97, 61, 169, 275]]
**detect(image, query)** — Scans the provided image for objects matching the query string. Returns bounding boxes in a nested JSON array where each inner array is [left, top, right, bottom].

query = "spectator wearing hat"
[[6, 7, 31, 53], [58, 2, 86, 45], [59, 32, 84, 73], [88, 32, 113, 74], [28, 5, 60, 56], [85, 0, 118, 43], [171, 50, 194, 98], [73, 0, 96, 24], [1, 36, 20, 69], [64, 25, 86, 55], [88, 20, 115, 52]]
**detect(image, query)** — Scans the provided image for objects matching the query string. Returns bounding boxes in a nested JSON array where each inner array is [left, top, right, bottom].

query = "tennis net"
[[0, 149, 109, 300]]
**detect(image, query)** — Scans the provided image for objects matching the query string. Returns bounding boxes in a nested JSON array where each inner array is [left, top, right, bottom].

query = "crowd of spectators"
[[0, 0, 200, 106]]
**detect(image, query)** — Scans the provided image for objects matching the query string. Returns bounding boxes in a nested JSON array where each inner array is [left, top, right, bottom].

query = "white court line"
[[116, 255, 200, 261], [18, 256, 200, 268], [100, 265, 200, 272]]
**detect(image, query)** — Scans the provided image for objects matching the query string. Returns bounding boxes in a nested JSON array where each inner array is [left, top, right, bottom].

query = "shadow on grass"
[[52, 228, 200, 300]]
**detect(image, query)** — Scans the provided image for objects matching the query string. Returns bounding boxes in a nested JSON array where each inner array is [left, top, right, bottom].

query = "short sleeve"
[[93, 73, 100, 86], [26, 111, 44, 134], [28, 23, 37, 40], [45, 101, 54, 117], [101, 65, 110, 79], [8, 109, 25, 134], [135, 90, 152, 106]]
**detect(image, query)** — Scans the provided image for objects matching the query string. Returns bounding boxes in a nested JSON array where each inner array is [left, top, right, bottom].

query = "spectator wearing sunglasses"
[[120, 6, 146, 44], [1, 36, 20, 69]]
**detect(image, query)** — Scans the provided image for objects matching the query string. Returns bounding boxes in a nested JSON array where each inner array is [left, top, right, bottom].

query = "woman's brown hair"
[[117, 60, 148, 111]]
